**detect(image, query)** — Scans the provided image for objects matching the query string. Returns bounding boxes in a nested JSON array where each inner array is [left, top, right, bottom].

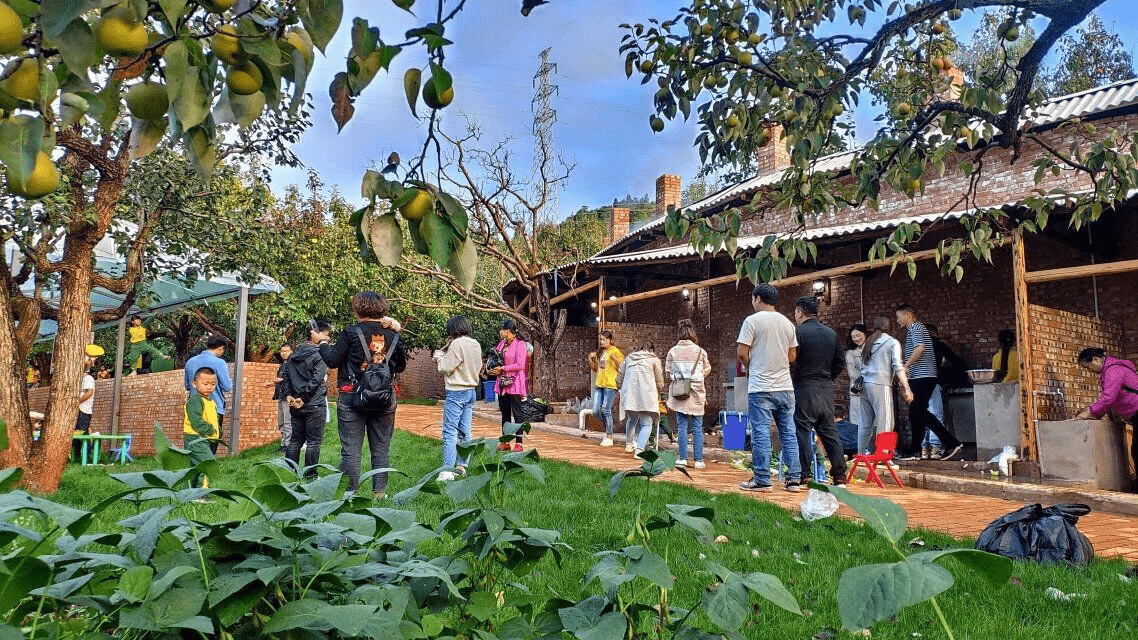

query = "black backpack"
[[349, 327, 400, 412]]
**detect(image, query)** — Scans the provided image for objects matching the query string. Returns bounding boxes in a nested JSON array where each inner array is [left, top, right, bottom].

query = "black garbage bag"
[[974, 503, 1094, 566], [514, 395, 550, 424]]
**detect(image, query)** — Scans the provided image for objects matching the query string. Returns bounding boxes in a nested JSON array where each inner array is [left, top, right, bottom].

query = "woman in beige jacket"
[[665, 320, 713, 468], [616, 341, 664, 456]]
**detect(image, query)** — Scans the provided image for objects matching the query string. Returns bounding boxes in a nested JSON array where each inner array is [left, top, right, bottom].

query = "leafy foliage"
[[1044, 12, 1135, 96]]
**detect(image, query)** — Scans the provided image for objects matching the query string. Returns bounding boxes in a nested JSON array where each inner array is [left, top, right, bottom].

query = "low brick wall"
[[27, 362, 282, 457], [398, 348, 446, 399]]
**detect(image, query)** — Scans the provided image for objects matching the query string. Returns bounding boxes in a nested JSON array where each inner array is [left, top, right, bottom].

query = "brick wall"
[[655, 174, 682, 218], [28, 363, 283, 457], [399, 347, 446, 399], [1027, 305, 1124, 421]]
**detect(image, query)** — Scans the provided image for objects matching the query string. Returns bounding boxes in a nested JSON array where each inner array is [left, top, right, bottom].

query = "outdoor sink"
[[1036, 419, 1131, 491]]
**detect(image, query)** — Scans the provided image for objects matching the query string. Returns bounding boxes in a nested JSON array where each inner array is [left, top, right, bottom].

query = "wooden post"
[[1011, 230, 1038, 461], [597, 277, 606, 330]]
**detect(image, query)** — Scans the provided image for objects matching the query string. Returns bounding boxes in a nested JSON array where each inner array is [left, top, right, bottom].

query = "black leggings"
[[499, 394, 523, 442]]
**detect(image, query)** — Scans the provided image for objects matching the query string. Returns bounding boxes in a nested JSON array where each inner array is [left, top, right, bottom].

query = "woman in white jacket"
[[665, 320, 712, 468], [857, 315, 914, 454], [616, 341, 664, 456]]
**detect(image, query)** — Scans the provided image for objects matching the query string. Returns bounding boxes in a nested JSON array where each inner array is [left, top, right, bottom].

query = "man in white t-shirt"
[[736, 283, 800, 492], [73, 345, 100, 461]]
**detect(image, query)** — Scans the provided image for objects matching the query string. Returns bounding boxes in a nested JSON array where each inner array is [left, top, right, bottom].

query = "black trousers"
[[287, 400, 326, 477], [499, 393, 524, 442], [906, 377, 960, 455], [72, 412, 91, 461], [337, 397, 396, 494], [793, 384, 847, 483]]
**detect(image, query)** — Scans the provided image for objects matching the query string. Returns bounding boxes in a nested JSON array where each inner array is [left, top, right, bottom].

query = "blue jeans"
[[625, 411, 654, 450], [675, 412, 703, 462], [749, 390, 799, 485], [592, 386, 617, 435], [442, 388, 476, 467]]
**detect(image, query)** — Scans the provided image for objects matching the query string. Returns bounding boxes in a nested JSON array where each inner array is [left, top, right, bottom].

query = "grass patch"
[[51, 412, 1138, 639]]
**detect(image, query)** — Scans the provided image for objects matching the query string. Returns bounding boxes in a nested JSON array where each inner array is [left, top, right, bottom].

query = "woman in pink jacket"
[[1074, 347, 1138, 491], [488, 318, 528, 452]]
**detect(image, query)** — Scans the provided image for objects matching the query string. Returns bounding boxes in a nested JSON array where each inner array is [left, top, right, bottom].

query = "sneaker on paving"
[[784, 483, 801, 492], [694, 461, 706, 469], [512, 443, 524, 453], [437, 471, 456, 482], [921, 446, 932, 460], [675, 459, 687, 467], [633, 448, 644, 458], [940, 444, 964, 461], [600, 437, 613, 447], [832, 480, 846, 487], [625, 442, 635, 453], [739, 479, 773, 492]]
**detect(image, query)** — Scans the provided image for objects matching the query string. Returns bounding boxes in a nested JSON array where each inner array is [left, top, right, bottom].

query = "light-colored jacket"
[[845, 348, 862, 387], [665, 340, 712, 415], [860, 334, 904, 386], [616, 350, 664, 421], [434, 335, 482, 391]]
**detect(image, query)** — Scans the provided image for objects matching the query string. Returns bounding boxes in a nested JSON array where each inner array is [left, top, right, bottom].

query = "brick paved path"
[[395, 404, 1138, 563]]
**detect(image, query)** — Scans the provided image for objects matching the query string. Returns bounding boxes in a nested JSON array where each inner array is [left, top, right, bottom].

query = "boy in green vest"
[[184, 367, 221, 495]]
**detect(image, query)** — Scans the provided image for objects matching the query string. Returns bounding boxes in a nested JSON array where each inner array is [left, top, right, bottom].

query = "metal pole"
[[110, 316, 127, 434], [229, 286, 249, 454]]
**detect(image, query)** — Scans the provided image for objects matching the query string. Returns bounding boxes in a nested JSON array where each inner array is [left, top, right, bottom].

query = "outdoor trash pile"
[[975, 503, 1094, 566], [515, 395, 549, 423]]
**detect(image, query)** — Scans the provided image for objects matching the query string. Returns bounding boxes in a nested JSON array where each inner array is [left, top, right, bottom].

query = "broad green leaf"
[[740, 572, 802, 615], [351, 18, 377, 57], [436, 190, 469, 239], [182, 126, 216, 182], [30, 497, 93, 537], [324, 604, 379, 636], [405, 207, 430, 253], [39, 0, 86, 38], [584, 554, 637, 595], [117, 566, 154, 603], [366, 209, 403, 266], [228, 90, 266, 128], [821, 484, 907, 544], [837, 560, 954, 631], [663, 504, 714, 538], [403, 67, 421, 116], [158, 0, 188, 25], [0, 468, 20, 491], [0, 115, 44, 191], [702, 574, 749, 632], [467, 591, 497, 622], [908, 548, 1013, 586], [286, 48, 309, 116], [418, 210, 455, 268], [446, 237, 477, 290], [627, 549, 673, 588], [361, 168, 380, 200], [128, 116, 168, 160], [119, 586, 209, 632], [429, 61, 452, 96], [443, 471, 492, 504], [302, 0, 343, 54], [45, 18, 96, 72], [263, 599, 333, 633], [0, 556, 49, 610]]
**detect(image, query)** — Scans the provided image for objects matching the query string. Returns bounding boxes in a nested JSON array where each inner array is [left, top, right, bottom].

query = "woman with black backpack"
[[316, 292, 406, 499]]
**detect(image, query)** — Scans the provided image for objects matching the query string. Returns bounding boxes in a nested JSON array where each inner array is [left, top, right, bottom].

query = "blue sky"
[[270, 1, 1138, 220]]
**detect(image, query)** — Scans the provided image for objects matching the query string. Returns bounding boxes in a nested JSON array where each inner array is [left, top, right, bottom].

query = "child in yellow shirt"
[[184, 367, 221, 492]]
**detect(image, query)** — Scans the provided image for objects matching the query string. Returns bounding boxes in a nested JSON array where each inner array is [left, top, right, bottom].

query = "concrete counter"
[[1037, 419, 1131, 491]]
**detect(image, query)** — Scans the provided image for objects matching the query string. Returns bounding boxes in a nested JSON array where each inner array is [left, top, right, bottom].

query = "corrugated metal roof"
[[591, 78, 1138, 258]]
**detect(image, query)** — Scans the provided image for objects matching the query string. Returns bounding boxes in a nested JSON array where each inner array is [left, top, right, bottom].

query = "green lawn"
[[52, 411, 1138, 639]]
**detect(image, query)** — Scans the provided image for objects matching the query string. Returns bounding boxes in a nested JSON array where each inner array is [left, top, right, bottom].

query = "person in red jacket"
[[1073, 347, 1138, 491]]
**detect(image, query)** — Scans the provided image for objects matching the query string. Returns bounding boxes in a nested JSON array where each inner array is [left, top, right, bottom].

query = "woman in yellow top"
[[588, 330, 623, 447], [992, 329, 1019, 383]]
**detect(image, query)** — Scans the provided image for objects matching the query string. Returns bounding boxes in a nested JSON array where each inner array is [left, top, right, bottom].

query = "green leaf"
[[626, 549, 673, 588], [45, 18, 97, 72], [30, 497, 93, 537], [403, 67, 421, 117], [428, 61, 452, 97], [263, 599, 334, 633], [907, 548, 1013, 586], [467, 590, 497, 622], [446, 237, 478, 290], [0, 556, 50, 610], [118, 566, 155, 603], [821, 485, 907, 544], [837, 560, 954, 631], [702, 574, 749, 632], [158, 0, 188, 25], [182, 125, 217, 182], [418, 210, 455, 268], [443, 471, 492, 503], [128, 116, 168, 160], [227, 90, 266, 129], [559, 597, 626, 640], [664, 504, 714, 538], [361, 169, 380, 200], [302, 0, 344, 54], [405, 215, 430, 254], [324, 604, 379, 636], [40, 0, 86, 38], [351, 18, 378, 57], [740, 572, 802, 615], [436, 190, 469, 239], [365, 209, 403, 266], [0, 115, 44, 191]]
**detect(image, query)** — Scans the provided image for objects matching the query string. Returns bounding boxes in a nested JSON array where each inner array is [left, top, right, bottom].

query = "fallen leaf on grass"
[[714, 535, 730, 543], [792, 552, 807, 565]]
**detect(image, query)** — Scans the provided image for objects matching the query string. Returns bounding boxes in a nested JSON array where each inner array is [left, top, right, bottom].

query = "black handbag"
[[850, 376, 864, 395], [974, 503, 1094, 566]]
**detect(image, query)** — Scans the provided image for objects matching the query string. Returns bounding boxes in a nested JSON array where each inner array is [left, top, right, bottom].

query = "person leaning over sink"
[[1072, 347, 1138, 492]]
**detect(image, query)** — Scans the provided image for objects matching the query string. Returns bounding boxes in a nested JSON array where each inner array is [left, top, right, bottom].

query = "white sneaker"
[[436, 471, 456, 482], [633, 448, 644, 458], [675, 459, 687, 467], [625, 442, 635, 452], [600, 437, 613, 447], [694, 461, 706, 469]]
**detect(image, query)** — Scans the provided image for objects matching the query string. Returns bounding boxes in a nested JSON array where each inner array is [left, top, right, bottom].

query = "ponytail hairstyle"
[[677, 318, 698, 343], [995, 329, 1015, 380], [596, 330, 615, 361]]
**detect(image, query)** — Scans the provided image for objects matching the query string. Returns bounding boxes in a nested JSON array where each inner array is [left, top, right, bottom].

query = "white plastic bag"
[[800, 488, 839, 521]]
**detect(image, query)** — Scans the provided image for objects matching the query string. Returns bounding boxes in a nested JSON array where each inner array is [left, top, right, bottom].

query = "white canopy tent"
[[6, 225, 283, 452]]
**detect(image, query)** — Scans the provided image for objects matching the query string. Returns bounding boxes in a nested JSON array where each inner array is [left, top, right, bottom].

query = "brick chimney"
[[608, 206, 630, 245], [756, 124, 790, 175], [655, 174, 682, 218]]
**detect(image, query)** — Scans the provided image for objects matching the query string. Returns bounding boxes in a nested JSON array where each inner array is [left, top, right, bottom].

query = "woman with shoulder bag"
[[488, 318, 528, 452], [857, 315, 913, 455], [665, 320, 712, 468], [616, 341, 664, 457], [316, 291, 406, 499]]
